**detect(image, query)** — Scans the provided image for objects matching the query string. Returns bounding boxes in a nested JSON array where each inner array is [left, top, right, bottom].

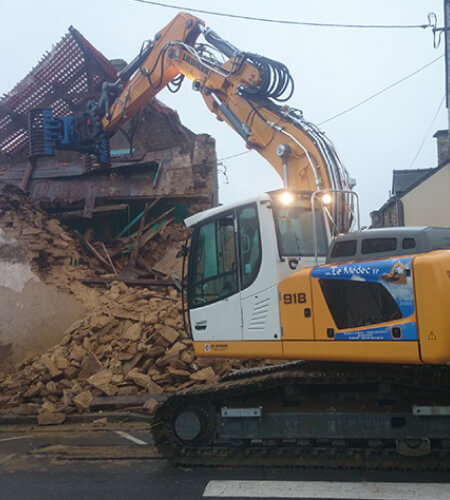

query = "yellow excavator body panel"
[[414, 250, 450, 364], [278, 264, 422, 364], [193, 250, 450, 365], [192, 341, 284, 359]]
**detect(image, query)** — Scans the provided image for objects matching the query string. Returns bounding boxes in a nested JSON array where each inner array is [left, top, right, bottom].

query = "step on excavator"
[[29, 13, 450, 468]]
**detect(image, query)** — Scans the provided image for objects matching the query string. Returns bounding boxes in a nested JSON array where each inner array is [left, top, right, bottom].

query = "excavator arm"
[[30, 12, 355, 227], [102, 13, 352, 193], [101, 12, 205, 132]]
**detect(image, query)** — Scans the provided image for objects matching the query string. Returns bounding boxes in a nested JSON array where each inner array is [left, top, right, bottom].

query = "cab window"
[[238, 205, 262, 290], [273, 206, 328, 257], [189, 214, 238, 308]]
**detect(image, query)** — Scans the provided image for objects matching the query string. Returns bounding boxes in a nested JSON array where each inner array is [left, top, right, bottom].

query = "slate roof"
[[392, 168, 435, 196]]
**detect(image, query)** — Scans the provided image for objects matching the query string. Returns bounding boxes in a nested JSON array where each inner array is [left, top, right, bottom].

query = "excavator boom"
[[30, 12, 354, 230], [103, 13, 352, 197]]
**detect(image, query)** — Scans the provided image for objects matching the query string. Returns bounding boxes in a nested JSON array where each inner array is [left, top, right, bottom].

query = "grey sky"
[[0, 0, 446, 225]]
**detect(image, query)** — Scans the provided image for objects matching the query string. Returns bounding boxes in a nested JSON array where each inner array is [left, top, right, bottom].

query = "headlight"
[[322, 193, 332, 205], [280, 191, 294, 205]]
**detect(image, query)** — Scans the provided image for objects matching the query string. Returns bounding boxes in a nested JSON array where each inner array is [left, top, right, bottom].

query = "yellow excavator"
[[30, 13, 450, 468]]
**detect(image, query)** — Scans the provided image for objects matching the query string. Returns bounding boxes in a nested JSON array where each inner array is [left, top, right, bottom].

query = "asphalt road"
[[1, 422, 449, 500]]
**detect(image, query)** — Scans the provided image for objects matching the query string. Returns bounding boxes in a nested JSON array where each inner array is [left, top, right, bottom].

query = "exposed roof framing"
[[0, 26, 117, 157]]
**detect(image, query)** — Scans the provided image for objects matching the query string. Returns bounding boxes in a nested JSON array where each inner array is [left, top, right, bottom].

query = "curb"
[[0, 411, 152, 426]]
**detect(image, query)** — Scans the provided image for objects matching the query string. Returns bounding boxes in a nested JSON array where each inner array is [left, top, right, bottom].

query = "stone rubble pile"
[[0, 184, 99, 308], [0, 186, 270, 422], [0, 283, 264, 423]]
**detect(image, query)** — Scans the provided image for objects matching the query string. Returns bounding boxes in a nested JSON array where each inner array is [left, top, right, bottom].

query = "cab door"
[[238, 204, 281, 341], [188, 212, 242, 342]]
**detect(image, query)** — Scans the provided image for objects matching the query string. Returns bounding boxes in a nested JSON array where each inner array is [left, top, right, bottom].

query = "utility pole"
[[445, 0, 450, 155]]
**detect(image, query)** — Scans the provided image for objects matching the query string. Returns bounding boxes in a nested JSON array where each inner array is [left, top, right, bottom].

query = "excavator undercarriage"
[[153, 362, 450, 470]]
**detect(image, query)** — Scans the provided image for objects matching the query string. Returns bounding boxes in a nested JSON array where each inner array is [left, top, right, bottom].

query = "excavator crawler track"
[[153, 362, 450, 470]]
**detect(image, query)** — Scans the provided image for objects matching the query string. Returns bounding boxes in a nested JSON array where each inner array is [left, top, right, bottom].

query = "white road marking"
[[114, 430, 147, 445], [202, 480, 450, 499], [0, 435, 31, 442]]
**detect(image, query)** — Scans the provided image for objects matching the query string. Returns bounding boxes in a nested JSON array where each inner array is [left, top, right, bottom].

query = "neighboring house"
[[370, 130, 450, 228]]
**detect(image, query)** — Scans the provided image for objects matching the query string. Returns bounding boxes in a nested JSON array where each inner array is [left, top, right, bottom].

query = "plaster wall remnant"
[[0, 229, 85, 368], [0, 229, 36, 293]]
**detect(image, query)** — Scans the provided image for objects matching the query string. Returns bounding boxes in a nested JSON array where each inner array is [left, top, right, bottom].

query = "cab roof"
[[185, 189, 316, 227], [184, 193, 271, 227]]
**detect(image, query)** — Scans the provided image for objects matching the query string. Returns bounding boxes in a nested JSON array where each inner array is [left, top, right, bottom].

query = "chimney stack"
[[433, 130, 449, 165]]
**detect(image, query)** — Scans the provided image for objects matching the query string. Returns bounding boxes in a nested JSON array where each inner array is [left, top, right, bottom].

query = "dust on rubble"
[[0, 185, 271, 420]]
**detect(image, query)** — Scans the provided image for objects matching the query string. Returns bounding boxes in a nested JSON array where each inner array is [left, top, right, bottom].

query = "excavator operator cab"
[[271, 190, 329, 261], [183, 190, 329, 346]]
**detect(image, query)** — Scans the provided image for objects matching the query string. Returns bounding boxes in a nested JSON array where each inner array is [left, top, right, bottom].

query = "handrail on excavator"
[[311, 189, 360, 265]]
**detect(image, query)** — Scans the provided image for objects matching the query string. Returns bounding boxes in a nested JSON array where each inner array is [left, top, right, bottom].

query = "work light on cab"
[[280, 191, 294, 205]]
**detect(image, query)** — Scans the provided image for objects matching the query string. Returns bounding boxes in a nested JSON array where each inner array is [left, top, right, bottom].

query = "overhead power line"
[[218, 151, 251, 162], [319, 55, 444, 126], [217, 55, 444, 163], [129, 0, 433, 30], [409, 95, 445, 169]]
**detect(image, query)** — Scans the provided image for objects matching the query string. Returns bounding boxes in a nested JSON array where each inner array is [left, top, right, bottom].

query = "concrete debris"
[[143, 398, 159, 414], [93, 417, 108, 427], [73, 391, 94, 411], [38, 411, 66, 426], [189, 366, 217, 382]]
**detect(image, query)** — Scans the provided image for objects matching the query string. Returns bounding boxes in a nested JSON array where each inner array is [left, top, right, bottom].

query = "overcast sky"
[[0, 0, 446, 225]]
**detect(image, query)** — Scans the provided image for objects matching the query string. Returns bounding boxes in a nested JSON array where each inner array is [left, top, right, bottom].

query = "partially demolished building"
[[0, 26, 217, 237], [0, 27, 218, 375]]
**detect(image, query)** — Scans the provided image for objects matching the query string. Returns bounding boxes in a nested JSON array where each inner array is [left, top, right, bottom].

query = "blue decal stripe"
[[312, 256, 416, 319], [311, 256, 413, 282], [333, 322, 417, 341]]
